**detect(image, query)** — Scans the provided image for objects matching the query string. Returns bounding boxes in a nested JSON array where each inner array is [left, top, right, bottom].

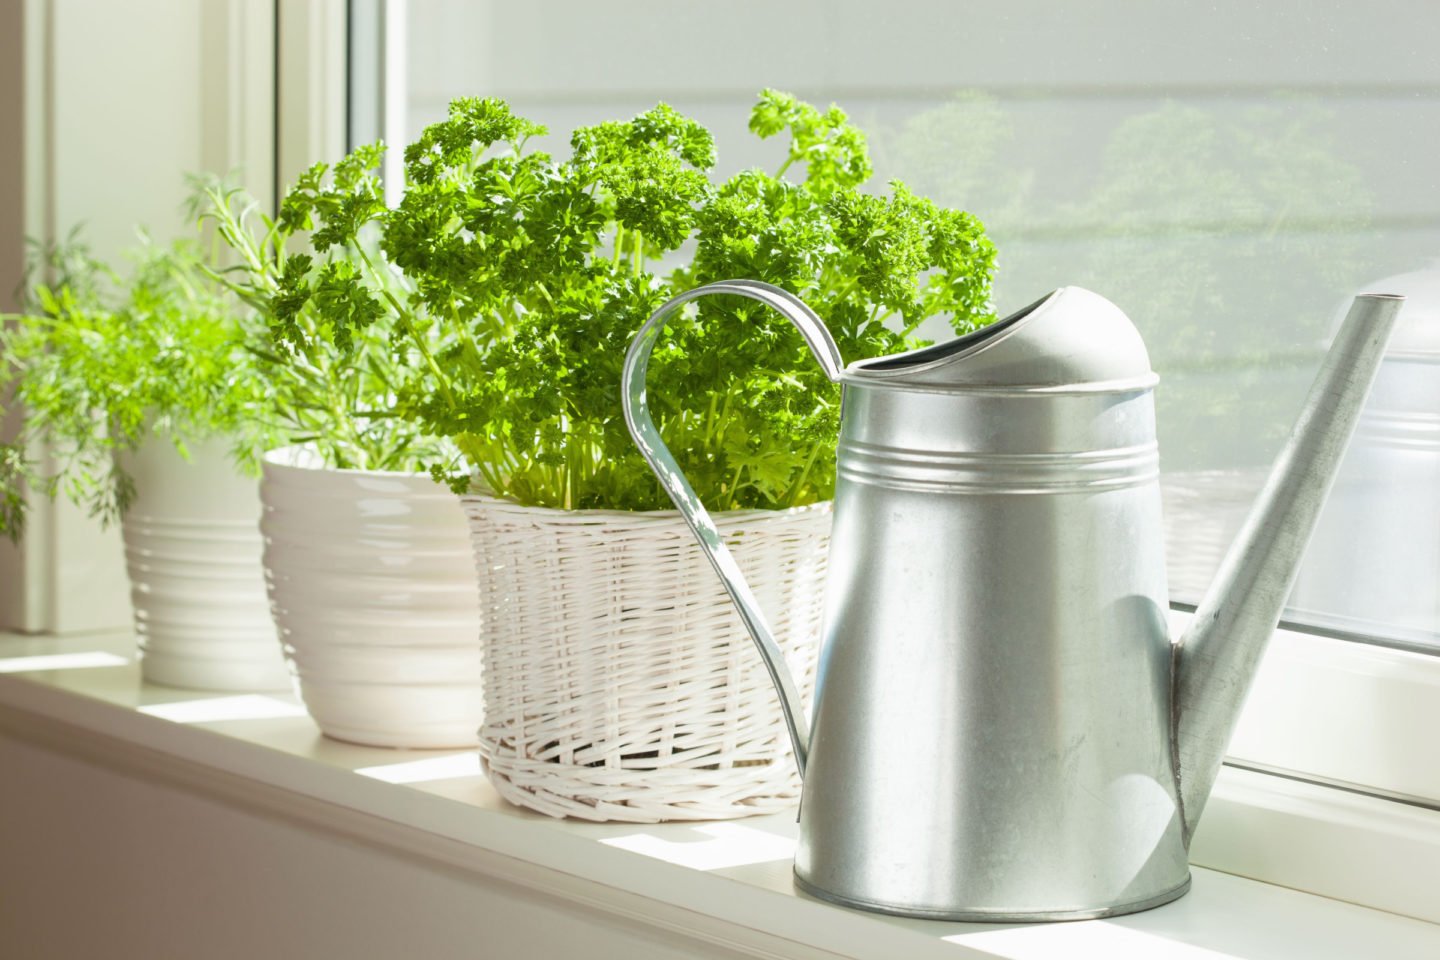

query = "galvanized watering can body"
[[621, 281, 1401, 921]]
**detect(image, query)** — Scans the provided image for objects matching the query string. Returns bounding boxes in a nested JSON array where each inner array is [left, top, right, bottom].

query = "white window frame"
[[276, 0, 348, 203], [346, 0, 407, 204], [1183, 614, 1440, 920]]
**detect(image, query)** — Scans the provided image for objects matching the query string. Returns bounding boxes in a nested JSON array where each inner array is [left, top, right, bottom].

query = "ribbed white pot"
[[260, 446, 483, 748], [118, 438, 289, 691], [462, 495, 831, 823]]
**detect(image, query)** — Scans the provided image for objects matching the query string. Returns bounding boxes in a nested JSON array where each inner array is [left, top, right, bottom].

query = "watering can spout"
[[1171, 293, 1404, 839]]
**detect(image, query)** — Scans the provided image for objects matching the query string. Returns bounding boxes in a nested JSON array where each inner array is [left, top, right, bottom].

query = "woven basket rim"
[[458, 492, 832, 523]]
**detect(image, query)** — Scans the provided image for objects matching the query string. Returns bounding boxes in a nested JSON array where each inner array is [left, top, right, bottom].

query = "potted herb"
[[260, 92, 997, 819], [0, 238, 290, 690], [197, 180, 485, 748]]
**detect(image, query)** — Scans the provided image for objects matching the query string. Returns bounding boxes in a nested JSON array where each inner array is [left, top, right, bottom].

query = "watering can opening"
[[851, 290, 1058, 374], [843, 286, 1157, 391]]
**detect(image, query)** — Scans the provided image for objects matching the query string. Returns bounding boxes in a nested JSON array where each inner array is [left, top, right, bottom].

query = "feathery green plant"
[[0, 237, 283, 539], [193, 179, 448, 473]]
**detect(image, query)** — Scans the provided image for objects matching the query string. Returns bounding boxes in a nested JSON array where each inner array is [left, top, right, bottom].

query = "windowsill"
[[2, 630, 1438, 960]]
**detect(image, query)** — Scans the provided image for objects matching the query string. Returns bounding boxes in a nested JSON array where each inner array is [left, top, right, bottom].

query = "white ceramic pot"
[[260, 446, 483, 747], [118, 438, 289, 691]]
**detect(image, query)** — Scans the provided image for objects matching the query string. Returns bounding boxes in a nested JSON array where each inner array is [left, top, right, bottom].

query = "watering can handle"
[[621, 280, 844, 779]]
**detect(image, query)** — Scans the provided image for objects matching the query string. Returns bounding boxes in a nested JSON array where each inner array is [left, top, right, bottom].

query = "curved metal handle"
[[621, 279, 843, 778]]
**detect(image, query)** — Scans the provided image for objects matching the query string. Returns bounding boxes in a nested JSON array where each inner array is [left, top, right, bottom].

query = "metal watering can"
[[620, 281, 1401, 921]]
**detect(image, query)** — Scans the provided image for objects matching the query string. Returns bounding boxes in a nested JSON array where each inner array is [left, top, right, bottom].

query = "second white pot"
[[259, 446, 483, 748]]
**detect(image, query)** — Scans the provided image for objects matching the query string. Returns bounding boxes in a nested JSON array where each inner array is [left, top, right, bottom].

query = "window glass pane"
[[402, 0, 1440, 649]]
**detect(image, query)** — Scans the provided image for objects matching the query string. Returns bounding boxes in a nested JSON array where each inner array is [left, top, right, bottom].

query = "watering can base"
[[792, 871, 1193, 922]]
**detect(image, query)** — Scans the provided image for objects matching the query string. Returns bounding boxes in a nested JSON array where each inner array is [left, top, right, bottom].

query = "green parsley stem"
[[353, 244, 458, 412]]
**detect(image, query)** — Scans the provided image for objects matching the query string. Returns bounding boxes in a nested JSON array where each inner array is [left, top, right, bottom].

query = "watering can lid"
[[843, 286, 1157, 392]]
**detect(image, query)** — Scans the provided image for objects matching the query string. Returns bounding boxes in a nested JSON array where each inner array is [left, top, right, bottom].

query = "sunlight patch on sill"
[[0, 651, 130, 673], [601, 822, 796, 871], [138, 695, 308, 723], [355, 753, 482, 784], [945, 920, 1242, 959]]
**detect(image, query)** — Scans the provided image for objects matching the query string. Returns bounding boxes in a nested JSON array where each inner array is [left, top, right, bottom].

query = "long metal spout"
[[1173, 293, 1403, 840]]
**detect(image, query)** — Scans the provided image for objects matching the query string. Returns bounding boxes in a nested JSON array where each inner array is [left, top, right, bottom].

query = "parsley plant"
[[247, 91, 998, 511]]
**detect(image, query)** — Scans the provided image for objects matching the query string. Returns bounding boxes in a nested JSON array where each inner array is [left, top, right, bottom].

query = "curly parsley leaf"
[[252, 92, 998, 511]]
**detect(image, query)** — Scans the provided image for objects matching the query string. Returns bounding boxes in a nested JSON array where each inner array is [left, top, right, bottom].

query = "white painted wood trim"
[[200, 0, 276, 202], [0, 0, 60, 634], [1230, 627, 1440, 802], [345, 0, 407, 202], [276, 0, 348, 199], [381, 0, 408, 202], [0, 0, 35, 631], [1194, 766, 1440, 924], [1169, 611, 1440, 806]]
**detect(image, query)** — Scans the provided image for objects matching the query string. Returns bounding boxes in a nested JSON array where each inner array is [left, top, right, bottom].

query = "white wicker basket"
[[460, 495, 831, 822]]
